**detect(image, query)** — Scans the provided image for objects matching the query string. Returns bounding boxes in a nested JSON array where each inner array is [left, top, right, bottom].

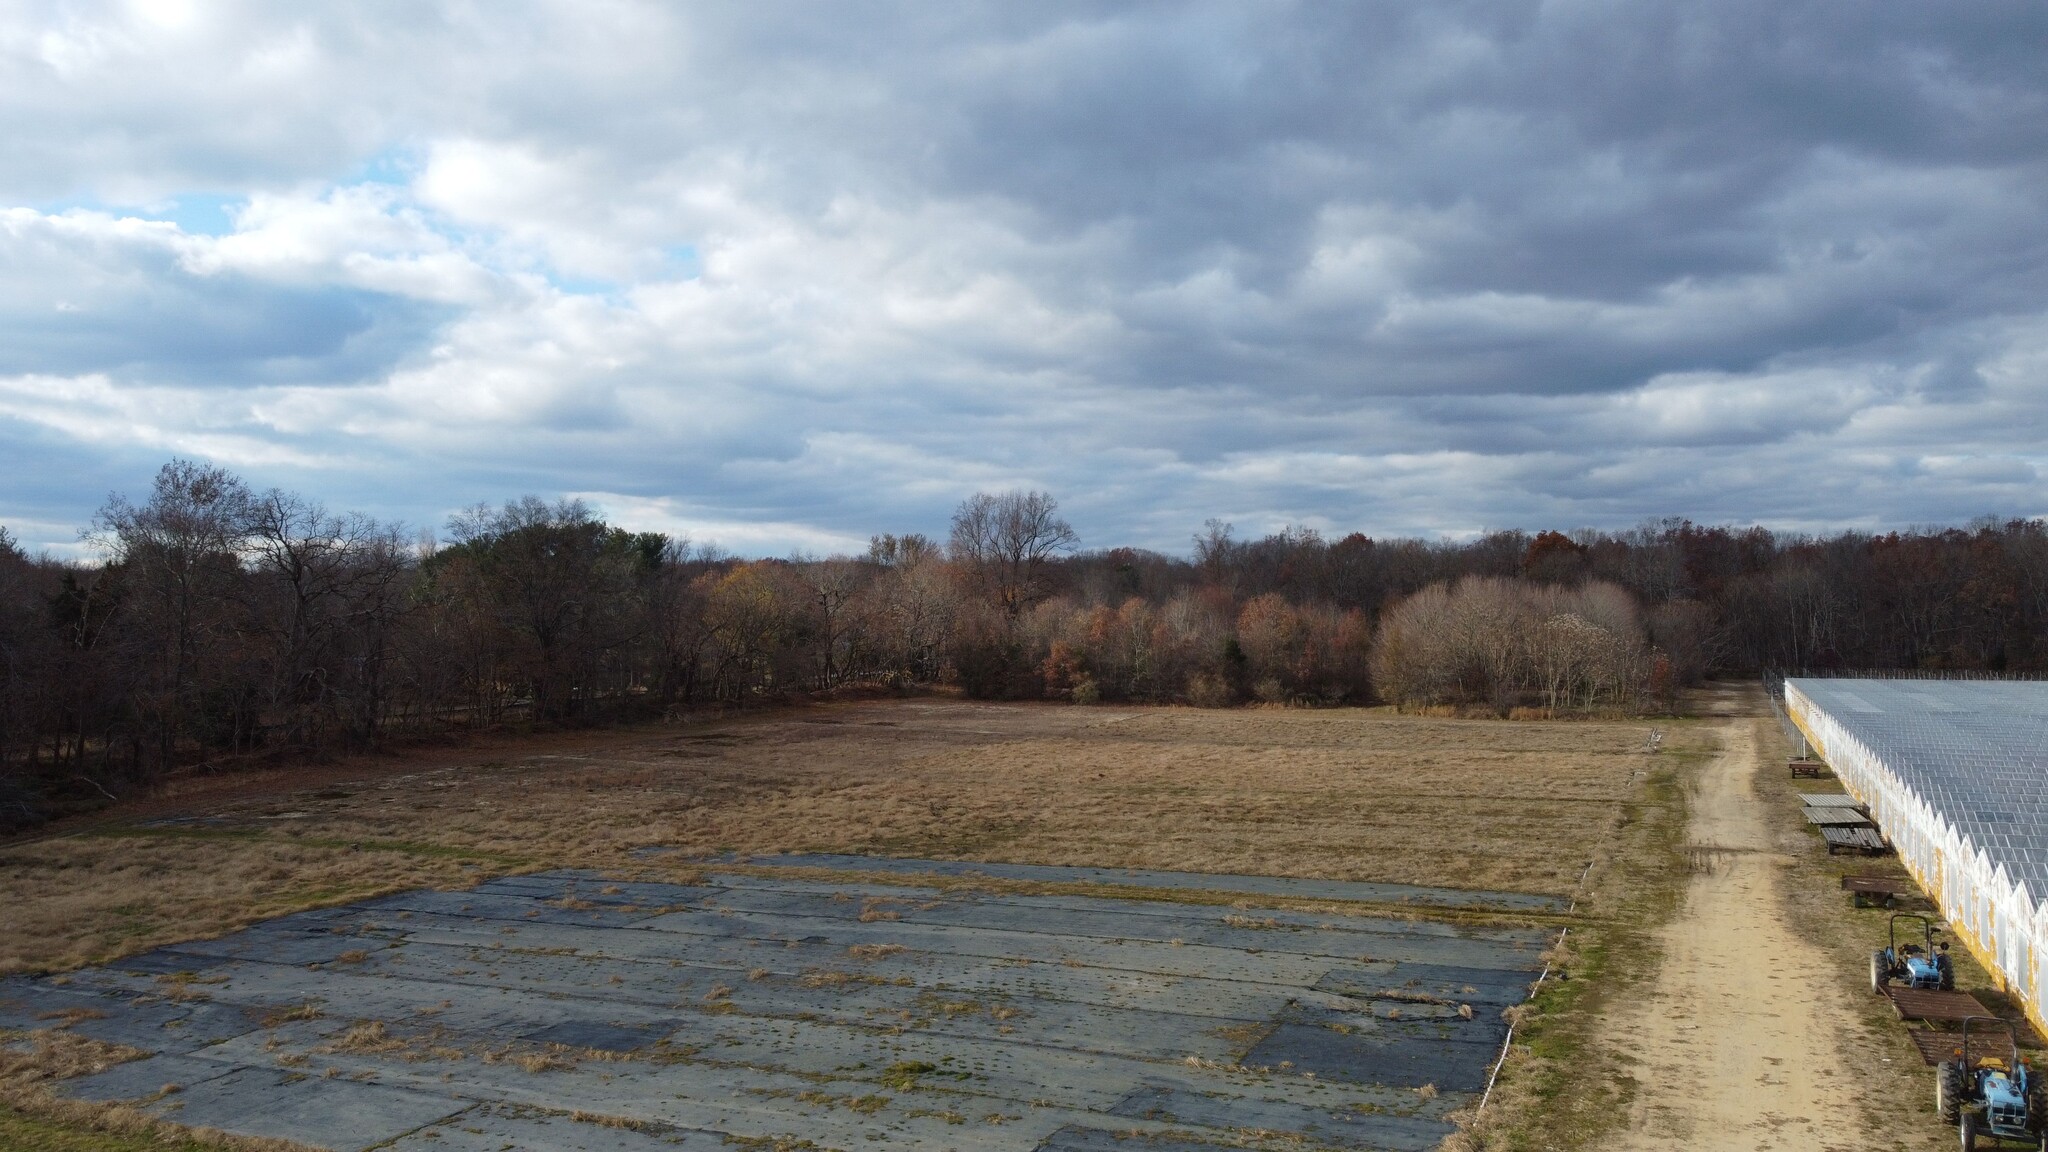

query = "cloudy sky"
[[3, 2, 2046, 555]]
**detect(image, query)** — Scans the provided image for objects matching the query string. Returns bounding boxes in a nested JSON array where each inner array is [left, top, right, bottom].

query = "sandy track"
[[1610, 716, 1871, 1151]]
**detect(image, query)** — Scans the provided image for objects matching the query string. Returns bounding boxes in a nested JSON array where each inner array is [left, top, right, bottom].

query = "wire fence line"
[[1765, 667, 2048, 687], [1758, 674, 1807, 755]]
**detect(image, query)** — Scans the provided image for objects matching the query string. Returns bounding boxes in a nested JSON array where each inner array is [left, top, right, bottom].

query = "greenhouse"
[[1786, 678, 2048, 1031]]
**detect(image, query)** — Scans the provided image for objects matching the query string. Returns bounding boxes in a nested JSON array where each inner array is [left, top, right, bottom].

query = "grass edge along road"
[[1451, 713, 1702, 1150]]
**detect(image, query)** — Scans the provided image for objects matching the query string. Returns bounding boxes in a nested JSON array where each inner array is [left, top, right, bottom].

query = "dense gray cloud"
[[1, 1, 2045, 554]]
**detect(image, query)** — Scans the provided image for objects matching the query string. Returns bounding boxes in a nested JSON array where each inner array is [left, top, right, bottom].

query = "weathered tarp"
[[0, 861, 1551, 1151]]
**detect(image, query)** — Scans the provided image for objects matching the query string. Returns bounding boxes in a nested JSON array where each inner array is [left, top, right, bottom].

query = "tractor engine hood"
[[1984, 1075, 2026, 1108], [1982, 1071, 2031, 1134]]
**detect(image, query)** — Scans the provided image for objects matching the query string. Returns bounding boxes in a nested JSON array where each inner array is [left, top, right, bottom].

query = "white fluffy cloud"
[[2, 2, 2046, 555]]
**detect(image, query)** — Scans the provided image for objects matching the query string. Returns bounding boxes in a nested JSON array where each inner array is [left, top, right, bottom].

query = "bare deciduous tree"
[[1374, 576, 1655, 714], [868, 533, 940, 568], [17, 459, 2048, 828], [90, 460, 255, 770], [949, 491, 1077, 622]]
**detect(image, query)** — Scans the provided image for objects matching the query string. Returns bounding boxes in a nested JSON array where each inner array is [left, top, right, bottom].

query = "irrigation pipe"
[[1475, 857, 1595, 1115]]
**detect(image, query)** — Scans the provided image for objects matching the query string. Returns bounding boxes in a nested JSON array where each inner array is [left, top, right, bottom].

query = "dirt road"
[[1609, 715, 1872, 1151]]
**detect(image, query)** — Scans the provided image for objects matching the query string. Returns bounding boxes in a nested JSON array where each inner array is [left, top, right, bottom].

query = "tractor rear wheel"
[[1939, 1062, 1964, 1123], [1939, 954, 1956, 991], [1873, 950, 1891, 995]]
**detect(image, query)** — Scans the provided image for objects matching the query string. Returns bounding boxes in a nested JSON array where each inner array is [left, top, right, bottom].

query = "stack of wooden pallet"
[[1891, 987, 2047, 1066], [1802, 793, 1888, 854]]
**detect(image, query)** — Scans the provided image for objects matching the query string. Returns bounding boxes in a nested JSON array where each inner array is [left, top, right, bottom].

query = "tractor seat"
[[1977, 1057, 2009, 1071]]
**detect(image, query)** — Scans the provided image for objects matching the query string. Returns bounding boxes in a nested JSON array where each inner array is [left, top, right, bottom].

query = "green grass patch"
[[0, 1104, 220, 1152], [717, 863, 1573, 932]]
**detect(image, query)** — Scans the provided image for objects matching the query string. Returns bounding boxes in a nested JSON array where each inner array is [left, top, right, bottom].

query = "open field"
[[3, 700, 1658, 977], [1, 696, 1696, 1151]]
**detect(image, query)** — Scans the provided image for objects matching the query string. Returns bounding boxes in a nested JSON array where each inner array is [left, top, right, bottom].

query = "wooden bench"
[[1841, 874, 1913, 907], [1790, 759, 1828, 778]]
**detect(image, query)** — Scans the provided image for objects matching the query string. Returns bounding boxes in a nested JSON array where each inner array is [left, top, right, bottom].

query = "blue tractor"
[[1872, 912, 1955, 994], [1938, 1016, 2047, 1149]]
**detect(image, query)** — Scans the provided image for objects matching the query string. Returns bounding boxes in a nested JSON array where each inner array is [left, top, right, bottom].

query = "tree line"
[[4, 459, 2047, 827]]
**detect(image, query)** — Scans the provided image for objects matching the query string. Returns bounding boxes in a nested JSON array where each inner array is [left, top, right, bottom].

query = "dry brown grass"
[[0, 1092, 321, 1152], [258, 1003, 322, 1029], [0, 1026, 322, 1152], [511, 1051, 578, 1074], [571, 1110, 656, 1131], [0, 835, 480, 975], [0, 1028, 148, 1085], [2, 699, 1658, 978], [318, 1020, 407, 1057]]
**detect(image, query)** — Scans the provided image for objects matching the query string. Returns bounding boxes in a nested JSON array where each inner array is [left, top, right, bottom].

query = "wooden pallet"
[[1805, 806, 1874, 826], [1790, 759, 1828, 778], [1822, 825, 1889, 854], [1885, 985, 1990, 1022], [1800, 793, 1864, 809], [1909, 1028, 2018, 1067]]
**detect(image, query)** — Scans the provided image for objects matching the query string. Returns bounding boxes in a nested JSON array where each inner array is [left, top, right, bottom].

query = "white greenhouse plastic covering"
[[1786, 678, 2048, 1029]]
